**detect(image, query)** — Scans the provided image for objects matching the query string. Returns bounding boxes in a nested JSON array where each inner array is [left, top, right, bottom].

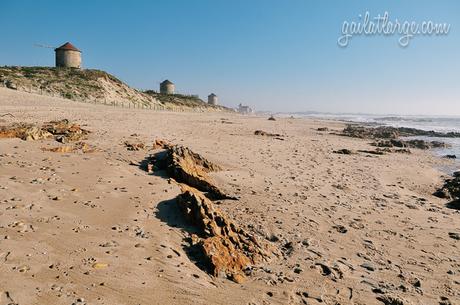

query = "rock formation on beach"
[[342, 124, 460, 139], [372, 139, 448, 150], [434, 171, 460, 200], [0, 119, 89, 142], [177, 184, 271, 283], [147, 143, 272, 282], [161, 145, 235, 200], [340, 124, 455, 150]]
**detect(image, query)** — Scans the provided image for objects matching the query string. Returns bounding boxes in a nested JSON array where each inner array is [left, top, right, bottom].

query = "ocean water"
[[290, 113, 460, 171]]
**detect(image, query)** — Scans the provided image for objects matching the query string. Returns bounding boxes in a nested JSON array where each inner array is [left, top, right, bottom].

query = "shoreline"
[[1, 88, 459, 305]]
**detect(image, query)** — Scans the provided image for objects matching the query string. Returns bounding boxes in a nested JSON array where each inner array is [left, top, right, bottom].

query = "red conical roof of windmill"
[[55, 42, 81, 52]]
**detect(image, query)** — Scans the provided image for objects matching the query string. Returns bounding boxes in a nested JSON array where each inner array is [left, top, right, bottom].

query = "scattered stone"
[[376, 294, 405, 305], [448, 232, 460, 240], [333, 148, 354, 155], [268, 116, 276, 121], [254, 130, 282, 137], [443, 154, 457, 159], [124, 141, 145, 151], [360, 262, 375, 271], [332, 225, 348, 233], [317, 127, 329, 131], [293, 267, 303, 274]]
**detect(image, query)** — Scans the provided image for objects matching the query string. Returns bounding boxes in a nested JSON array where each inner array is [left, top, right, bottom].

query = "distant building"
[[160, 80, 175, 94], [55, 42, 81, 68], [208, 93, 218, 105], [237, 103, 253, 114]]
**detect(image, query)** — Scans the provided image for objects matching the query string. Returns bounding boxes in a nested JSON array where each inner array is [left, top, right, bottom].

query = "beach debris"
[[162, 145, 235, 200], [333, 148, 354, 155], [0, 113, 14, 117], [434, 174, 460, 200], [177, 184, 271, 282], [124, 141, 145, 151], [443, 154, 457, 159], [360, 262, 376, 271], [268, 115, 276, 121], [448, 232, 460, 240], [317, 127, 329, 131], [0, 119, 89, 142], [254, 130, 283, 137]]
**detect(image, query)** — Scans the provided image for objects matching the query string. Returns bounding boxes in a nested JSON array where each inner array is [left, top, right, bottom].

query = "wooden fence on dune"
[[0, 82, 216, 113]]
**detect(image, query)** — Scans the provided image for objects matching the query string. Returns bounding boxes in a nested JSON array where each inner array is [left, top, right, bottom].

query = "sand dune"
[[0, 88, 459, 305]]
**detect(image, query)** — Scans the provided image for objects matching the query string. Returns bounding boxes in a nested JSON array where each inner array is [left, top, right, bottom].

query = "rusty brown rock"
[[177, 184, 270, 282], [153, 139, 171, 149], [0, 123, 52, 141], [0, 119, 89, 142], [41, 119, 89, 142], [124, 141, 145, 151], [165, 145, 234, 199], [42, 142, 95, 153]]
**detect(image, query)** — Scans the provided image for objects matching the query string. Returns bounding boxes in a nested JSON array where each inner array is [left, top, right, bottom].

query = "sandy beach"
[[1, 87, 459, 305]]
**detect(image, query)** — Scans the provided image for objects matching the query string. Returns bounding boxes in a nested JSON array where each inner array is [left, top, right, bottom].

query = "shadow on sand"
[[138, 151, 170, 179], [155, 197, 213, 275], [446, 199, 460, 210]]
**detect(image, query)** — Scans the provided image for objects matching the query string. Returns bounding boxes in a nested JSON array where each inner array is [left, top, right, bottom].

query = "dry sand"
[[0, 87, 459, 305]]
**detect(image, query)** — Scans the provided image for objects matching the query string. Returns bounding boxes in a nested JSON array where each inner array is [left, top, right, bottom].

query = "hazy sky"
[[0, 1, 459, 114]]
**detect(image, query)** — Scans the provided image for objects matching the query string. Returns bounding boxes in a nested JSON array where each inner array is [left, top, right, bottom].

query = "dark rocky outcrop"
[[372, 139, 448, 150], [434, 172, 460, 200], [342, 124, 460, 139]]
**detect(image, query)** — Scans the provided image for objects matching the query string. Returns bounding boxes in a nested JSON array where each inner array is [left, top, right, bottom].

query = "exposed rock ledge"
[[164, 145, 236, 200], [177, 184, 271, 283]]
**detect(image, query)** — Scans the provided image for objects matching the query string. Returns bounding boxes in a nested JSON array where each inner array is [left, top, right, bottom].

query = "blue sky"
[[0, 1, 459, 114]]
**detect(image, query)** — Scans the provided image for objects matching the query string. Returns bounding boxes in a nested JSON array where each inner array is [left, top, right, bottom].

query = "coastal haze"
[[1, 1, 459, 114], [1, 1, 460, 305]]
